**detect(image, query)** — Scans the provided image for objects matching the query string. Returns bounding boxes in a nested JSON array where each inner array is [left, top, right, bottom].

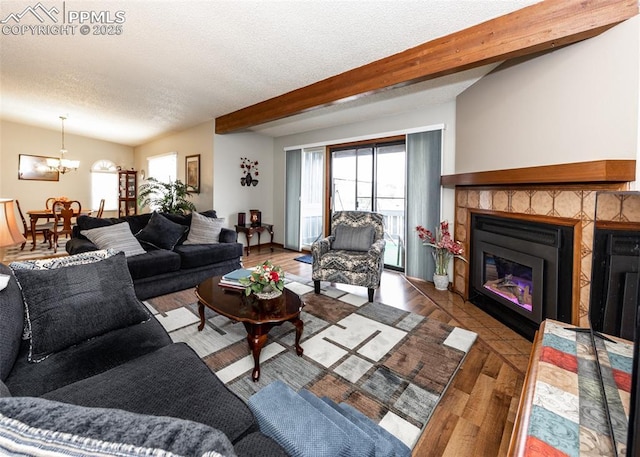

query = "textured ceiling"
[[0, 0, 537, 146]]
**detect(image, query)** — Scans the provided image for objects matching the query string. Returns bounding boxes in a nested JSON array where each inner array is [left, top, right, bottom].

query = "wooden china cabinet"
[[118, 170, 137, 217]]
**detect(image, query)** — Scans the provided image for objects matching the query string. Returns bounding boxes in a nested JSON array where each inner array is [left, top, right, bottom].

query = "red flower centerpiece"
[[239, 260, 285, 298]]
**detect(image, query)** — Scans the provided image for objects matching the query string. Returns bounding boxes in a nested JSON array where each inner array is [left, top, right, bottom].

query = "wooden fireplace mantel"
[[441, 160, 636, 187]]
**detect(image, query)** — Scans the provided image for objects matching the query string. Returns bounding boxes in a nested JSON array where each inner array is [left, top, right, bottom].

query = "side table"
[[235, 223, 274, 256]]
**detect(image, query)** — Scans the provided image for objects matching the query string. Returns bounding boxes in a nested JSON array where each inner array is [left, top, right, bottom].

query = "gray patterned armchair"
[[312, 211, 385, 302]]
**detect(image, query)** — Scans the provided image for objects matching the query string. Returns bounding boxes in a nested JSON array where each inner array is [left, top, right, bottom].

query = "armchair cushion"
[[332, 225, 375, 252]]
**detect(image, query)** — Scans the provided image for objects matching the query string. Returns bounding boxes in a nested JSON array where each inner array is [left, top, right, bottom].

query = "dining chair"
[[45, 197, 56, 211], [96, 199, 105, 218], [49, 200, 81, 253], [15, 200, 52, 250]]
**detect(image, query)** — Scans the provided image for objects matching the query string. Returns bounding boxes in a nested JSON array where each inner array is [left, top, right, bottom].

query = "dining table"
[[26, 205, 89, 251]]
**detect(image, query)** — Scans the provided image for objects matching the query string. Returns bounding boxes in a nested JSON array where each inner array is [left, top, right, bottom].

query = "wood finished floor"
[[154, 247, 532, 457]]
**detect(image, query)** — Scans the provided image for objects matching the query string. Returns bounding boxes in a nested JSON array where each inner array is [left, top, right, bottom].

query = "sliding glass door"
[[330, 140, 405, 270]]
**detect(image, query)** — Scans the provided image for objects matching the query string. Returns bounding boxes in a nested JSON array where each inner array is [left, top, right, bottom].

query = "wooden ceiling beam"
[[215, 0, 637, 134]]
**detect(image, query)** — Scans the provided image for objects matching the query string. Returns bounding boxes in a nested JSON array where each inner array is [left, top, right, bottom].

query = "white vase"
[[433, 273, 449, 291], [255, 286, 282, 300]]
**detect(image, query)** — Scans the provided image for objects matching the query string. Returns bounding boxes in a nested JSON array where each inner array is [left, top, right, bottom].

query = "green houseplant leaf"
[[137, 177, 196, 215]]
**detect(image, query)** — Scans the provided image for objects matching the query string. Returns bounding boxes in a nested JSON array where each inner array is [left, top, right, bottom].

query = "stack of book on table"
[[219, 268, 253, 291]]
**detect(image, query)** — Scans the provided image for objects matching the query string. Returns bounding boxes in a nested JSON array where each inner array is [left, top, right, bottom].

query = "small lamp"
[[0, 199, 27, 262]]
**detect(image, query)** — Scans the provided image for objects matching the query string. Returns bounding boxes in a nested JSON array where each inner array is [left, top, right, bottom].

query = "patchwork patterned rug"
[[3, 239, 69, 263], [145, 274, 477, 449]]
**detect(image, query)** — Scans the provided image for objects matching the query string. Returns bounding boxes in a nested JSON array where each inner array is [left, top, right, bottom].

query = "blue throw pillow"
[[135, 212, 188, 250], [13, 253, 150, 362]]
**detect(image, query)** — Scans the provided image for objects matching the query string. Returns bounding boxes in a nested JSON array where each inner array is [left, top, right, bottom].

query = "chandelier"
[[47, 116, 79, 174]]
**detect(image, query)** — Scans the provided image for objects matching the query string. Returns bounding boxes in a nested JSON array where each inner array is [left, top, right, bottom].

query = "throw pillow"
[[331, 225, 375, 252], [0, 265, 24, 381], [184, 212, 226, 245], [13, 253, 150, 363], [135, 212, 188, 250], [9, 249, 118, 271], [0, 397, 236, 457], [81, 222, 146, 257], [10, 249, 118, 341]]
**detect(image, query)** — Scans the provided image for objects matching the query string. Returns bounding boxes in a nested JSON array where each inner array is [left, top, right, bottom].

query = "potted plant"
[[416, 220, 467, 290], [138, 177, 196, 215]]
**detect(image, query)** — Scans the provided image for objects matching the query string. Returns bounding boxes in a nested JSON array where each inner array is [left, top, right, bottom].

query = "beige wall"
[[455, 17, 639, 174], [133, 120, 214, 212], [213, 129, 275, 247], [0, 119, 133, 219]]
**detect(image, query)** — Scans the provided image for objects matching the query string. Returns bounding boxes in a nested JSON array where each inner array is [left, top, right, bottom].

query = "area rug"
[[3, 239, 69, 263], [293, 254, 313, 264], [145, 274, 477, 449]]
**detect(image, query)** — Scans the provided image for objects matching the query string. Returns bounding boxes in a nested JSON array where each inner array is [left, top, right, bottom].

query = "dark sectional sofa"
[[66, 210, 243, 300], [0, 255, 287, 456]]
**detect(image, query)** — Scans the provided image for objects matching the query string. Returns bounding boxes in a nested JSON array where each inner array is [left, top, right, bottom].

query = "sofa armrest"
[[219, 228, 238, 243], [65, 238, 99, 255]]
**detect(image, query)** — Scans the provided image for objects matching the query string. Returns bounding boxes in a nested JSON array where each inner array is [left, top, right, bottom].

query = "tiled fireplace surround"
[[447, 160, 637, 328]]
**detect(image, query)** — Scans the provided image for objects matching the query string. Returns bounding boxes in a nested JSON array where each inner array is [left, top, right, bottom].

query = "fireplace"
[[590, 227, 640, 340], [469, 214, 574, 340]]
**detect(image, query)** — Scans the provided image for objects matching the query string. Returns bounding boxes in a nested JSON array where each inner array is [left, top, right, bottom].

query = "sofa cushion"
[[0, 265, 24, 381], [135, 211, 188, 250], [5, 317, 170, 397], [184, 212, 225, 244], [126, 249, 182, 280], [81, 222, 147, 257], [233, 432, 288, 457], [44, 343, 259, 445], [13, 253, 150, 362], [332, 225, 375, 252], [0, 396, 237, 457], [0, 380, 9, 398], [174, 243, 242, 269]]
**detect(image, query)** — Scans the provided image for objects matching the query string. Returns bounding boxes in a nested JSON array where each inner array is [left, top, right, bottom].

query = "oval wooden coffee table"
[[195, 276, 304, 382]]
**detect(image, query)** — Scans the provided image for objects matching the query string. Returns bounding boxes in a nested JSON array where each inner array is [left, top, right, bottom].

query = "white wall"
[[271, 101, 457, 246], [133, 120, 215, 212], [456, 17, 639, 173], [213, 130, 275, 246], [0, 119, 133, 217]]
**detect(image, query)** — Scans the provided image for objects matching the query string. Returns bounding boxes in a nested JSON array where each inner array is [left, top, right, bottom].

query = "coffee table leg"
[[197, 301, 206, 331], [246, 323, 269, 382], [292, 317, 304, 356]]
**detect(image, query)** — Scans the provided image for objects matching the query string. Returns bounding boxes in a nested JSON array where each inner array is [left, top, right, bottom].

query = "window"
[[90, 160, 118, 211], [147, 152, 177, 183]]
